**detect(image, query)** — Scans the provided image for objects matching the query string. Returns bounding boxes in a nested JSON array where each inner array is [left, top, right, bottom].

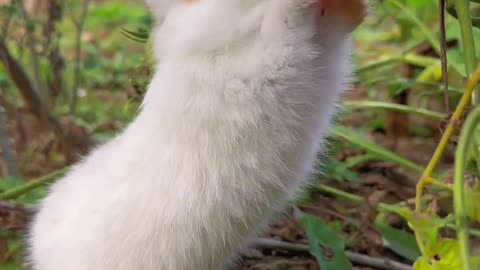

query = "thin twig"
[[0, 41, 53, 129], [44, 0, 65, 106], [439, 0, 450, 114], [251, 238, 412, 270], [14, 0, 45, 100], [70, 0, 91, 115], [0, 99, 20, 178]]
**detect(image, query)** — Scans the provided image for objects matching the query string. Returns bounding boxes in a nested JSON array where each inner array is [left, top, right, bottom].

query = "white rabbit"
[[28, 0, 368, 269]]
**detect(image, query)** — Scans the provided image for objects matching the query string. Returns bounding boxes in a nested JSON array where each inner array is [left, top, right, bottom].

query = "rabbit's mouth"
[[316, 0, 369, 32]]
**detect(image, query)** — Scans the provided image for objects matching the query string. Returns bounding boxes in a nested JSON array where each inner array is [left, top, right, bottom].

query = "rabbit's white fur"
[[29, 1, 358, 269]]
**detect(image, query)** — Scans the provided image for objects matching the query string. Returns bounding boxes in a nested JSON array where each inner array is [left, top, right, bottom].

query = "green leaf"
[[387, 77, 414, 97], [0, 5, 16, 16], [323, 161, 360, 183], [345, 154, 378, 169], [406, 0, 429, 9], [299, 214, 353, 270], [375, 219, 421, 261], [413, 239, 462, 270], [416, 63, 442, 83], [0, 262, 26, 270], [0, 178, 23, 192], [386, 0, 441, 53], [405, 212, 453, 257], [121, 27, 150, 43], [472, 256, 480, 268]]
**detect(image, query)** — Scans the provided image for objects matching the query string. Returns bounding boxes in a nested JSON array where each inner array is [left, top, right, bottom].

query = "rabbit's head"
[[145, 0, 368, 58]]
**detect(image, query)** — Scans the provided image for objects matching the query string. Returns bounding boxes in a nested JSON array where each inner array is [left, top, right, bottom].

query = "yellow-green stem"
[[425, 177, 453, 190], [414, 63, 480, 256]]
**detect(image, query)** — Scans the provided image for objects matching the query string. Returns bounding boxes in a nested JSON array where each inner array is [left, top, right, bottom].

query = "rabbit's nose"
[[316, 0, 368, 31]]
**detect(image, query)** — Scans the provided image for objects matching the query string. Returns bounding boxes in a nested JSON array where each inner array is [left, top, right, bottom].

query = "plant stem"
[[344, 101, 446, 121], [413, 63, 480, 257], [424, 177, 453, 190], [415, 64, 480, 212], [317, 185, 407, 216], [455, 0, 478, 82], [454, 0, 480, 178], [356, 54, 439, 74], [0, 168, 68, 200], [454, 107, 480, 270], [439, 0, 451, 114]]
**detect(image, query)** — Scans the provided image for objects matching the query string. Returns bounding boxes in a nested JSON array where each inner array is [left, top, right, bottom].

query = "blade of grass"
[[0, 168, 68, 200], [332, 126, 426, 174], [356, 54, 439, 74], [343, 101, 446, 121]]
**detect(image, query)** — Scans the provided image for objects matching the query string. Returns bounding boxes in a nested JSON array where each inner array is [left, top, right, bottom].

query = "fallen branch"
[[251, 238, 413, 270]]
